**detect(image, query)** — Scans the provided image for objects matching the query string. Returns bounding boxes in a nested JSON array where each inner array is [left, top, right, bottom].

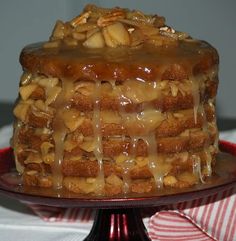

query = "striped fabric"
[[148, 186, 236, 241], [29, 187, 236, 241], [29, 204, 95, 223]]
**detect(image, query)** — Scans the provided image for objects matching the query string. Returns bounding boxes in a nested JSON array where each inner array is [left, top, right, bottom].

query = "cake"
[[12, 5, 219, 195]]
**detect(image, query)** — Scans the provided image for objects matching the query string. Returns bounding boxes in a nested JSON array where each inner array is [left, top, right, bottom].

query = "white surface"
[[0, 196, 90, 241]]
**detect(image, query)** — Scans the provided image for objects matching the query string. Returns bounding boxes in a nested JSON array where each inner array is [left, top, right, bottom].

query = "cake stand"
[[0, 140, 236, 241]]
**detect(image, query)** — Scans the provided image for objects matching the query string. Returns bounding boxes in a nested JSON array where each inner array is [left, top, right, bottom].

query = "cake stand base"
[[84, 208, 150, 241]]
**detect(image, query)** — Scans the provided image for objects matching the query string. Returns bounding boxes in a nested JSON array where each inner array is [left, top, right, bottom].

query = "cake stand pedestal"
[[0, 141, 236, 241], [84, 208, 151, 241]]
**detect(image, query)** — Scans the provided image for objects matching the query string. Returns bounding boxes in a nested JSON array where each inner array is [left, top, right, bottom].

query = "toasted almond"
[[13, 102, 30, 122], [61, 108, 85, 132], [106, 22, 130, 46], [26, 170, 38, 176], [102, 27, 117, 48], [75, 22, 97, 33], [19, 84, 38, 101], [50, 20, 65, 40], [83, 31, 105, 48], [169, 83, 178, 97], [36, 77, 59, 88], [163, 175, 178, 186]]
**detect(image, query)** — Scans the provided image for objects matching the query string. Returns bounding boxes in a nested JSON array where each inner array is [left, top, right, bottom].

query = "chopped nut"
[[79, 139, 95, 152], [43, 153, 55, 164], [177, 171, 198, 185], [41, 142, 54, 156], [45, 86, 62, 105], [130, 29, 144, 47], [114, 154, 128, 164], [70, 11, 91, 27], [72, 32, 86, 41], [136, 156, 148, 167], [63, 37, 78, 46], [63, 177, 96, 194], [36, 77, 59, 88], [26, 170, 38, 176], [86, 28, 100, 39], [106, 174, 123, 186], [169, 83, 179, 97], [75, 22, 97, 33], [33, 100, 54, 115], [24, 153, 42, 164], [75, 81, 95, 96], [97, 9, 125, 27], [43, 40, 61, 48], [86, 177, 96, 184], [50, 20, 66, 40], [13, 101, 31, 122], [20, 72, 32, 86], [19, 84, 38, 101], [83, 31, 105, 48], [106, 22, 130, 46], [64, 138, 78, 152], [102, 27, 117, 48], [61, 108, 85, 132], [101, 111, 121, 124], [163, 175, 178, 186]]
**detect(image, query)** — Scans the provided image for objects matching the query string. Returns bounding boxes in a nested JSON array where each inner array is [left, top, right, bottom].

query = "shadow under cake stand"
[[0, 141, 236, 241]]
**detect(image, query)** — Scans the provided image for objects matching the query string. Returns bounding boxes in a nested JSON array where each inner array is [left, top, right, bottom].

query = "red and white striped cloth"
[[149, 186, 236, 241], [29, 186, 236, 241]]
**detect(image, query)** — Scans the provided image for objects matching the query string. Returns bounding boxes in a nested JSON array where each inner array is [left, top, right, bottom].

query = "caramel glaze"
[[20, 41, 218, 82]]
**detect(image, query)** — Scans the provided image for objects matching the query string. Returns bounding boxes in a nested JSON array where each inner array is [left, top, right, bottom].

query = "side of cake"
[[12, 5, 219, 195]]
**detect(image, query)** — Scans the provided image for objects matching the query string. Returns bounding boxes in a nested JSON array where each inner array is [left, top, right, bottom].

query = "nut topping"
[[44, 4, 189, 49]]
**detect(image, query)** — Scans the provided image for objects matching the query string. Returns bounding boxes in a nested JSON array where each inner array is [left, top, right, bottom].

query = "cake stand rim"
[[0, 143, 236, 208]]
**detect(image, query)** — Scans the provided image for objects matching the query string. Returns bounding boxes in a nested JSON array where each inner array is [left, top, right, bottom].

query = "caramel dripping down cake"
[[12, 4, 219, 195]]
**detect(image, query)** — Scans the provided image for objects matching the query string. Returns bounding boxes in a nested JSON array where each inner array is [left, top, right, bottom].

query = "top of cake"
[[20, 4, 218, 82]]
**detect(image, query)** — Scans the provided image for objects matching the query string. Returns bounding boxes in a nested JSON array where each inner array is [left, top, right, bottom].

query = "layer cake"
[[12, 5, 219, 195]]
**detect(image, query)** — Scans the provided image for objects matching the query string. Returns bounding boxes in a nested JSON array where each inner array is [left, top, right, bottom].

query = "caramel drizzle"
[[191, 77, 200, 124], [192, 154, 205, 183], [52, 80, 74, 189], [13, 121, 24, 173], [198, 103, 212, 176], [122, 137, 138, 193], [143, 133, 163, 188], [209, 99, 219, 152], [92, 80, 105, 194], [111, 80, 137, 193]]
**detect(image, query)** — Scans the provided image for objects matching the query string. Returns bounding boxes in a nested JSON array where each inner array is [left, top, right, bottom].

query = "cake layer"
[[20, 41, 218, 82], [71, 79, 217, 112], [16, 121, 216, 163], [17, 102, 214, 139], [22, 144, 217, 194]]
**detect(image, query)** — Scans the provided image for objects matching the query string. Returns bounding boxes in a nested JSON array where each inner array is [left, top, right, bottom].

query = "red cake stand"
[[0, 141, 236, 241]]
